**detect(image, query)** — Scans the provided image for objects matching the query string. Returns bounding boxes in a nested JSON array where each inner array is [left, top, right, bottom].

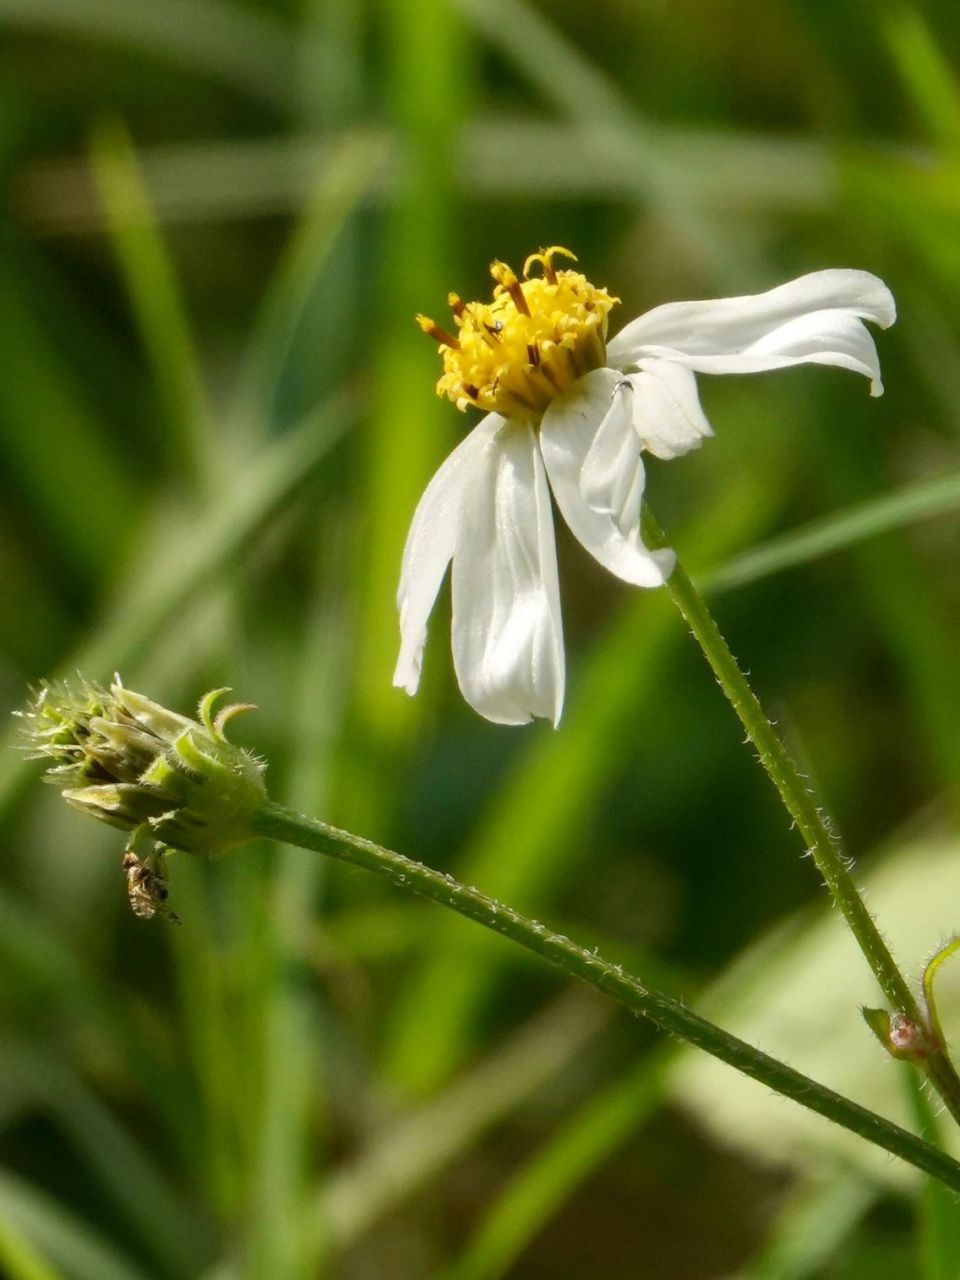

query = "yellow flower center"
[[417, 247, 619, 420]]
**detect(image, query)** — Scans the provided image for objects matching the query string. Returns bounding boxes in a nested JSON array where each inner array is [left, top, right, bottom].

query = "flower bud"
[[18, 676, 268, 918], [862, 1006, 938, 1064]]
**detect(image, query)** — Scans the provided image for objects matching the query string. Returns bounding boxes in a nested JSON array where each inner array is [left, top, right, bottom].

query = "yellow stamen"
[[418, 247, 619, 419], [490, 260, 531, 316], [416, 314, 461, 350]]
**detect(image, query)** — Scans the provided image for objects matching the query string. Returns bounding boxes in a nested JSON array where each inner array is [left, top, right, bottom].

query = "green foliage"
[[2, 1, 960, 1276]]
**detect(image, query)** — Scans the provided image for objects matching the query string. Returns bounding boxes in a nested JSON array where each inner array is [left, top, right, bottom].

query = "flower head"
[[18, 676, 267, 919], [397, 250, 895, 726], [419, 247, 618, 417]]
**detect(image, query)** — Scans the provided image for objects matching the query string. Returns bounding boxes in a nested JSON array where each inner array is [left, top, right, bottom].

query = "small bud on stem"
[[862, 1005, 940, 1064]]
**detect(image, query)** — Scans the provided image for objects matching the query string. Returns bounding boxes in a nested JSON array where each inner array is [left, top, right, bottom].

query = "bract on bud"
[[17, 676, 268, 919], [862, 1006, 938, 1064]]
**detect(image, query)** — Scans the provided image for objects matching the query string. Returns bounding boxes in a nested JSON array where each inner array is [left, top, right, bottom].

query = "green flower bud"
[[18, 676, 268, 919]]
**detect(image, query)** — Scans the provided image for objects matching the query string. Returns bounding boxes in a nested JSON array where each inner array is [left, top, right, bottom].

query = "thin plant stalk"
[[251, 799, 960, 1193], [641, 505, 960, 1126]]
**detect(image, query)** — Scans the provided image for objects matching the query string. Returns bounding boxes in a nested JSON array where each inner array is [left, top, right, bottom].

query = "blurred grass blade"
[[0, 0, 295, 111], [0, 1214, 64, 1280], [0, 390, 356, 812], [314, 993, 608, 1259], [0, 886, 148, 1070], [811, 436, 960, 804], [76, 392, 352, 677], [734, 1171, 875, 1280], [881, 5, 960, 154], [701, 466, 960, 595], [244, 519, 355, 1277], [453, 0, 756, 282], [164, 860, 260, 1215], [448, 1046, 672, 1280], [234, 129, 383, 434], [904, 1066, 960, 1280], [15, 123, 836, 234], [296, 0, 363, 131], [89, 119, 212, 495], [0, 517, 73, 671], [337, 0, 468, 829], [0, 1172, 150, 1280], [0, 1045, 207, 1276], [451, 1020, 868, 1279], [244, 968, 320, 1277], [0, 888, 201, 1161], [39, 1057, 201, 1261], [383, 464, 786, 1094], [233, 14, 369, 1257], [0, 273, 136, 583]]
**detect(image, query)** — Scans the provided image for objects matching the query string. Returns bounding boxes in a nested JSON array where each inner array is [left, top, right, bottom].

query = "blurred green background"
[[2, 0, 960, 1276]]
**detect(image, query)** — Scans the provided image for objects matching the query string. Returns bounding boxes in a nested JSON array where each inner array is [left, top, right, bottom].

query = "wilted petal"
[[540, 369, 675, 588], [394, 413, 504, 696], [626, 361, 714, 460], [451, 422, 564, 725], [579, 378, 645, 533], [607, 269, 895, 396]]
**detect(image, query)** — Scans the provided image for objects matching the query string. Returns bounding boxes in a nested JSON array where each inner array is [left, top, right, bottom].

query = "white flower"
[[394, 249, 895, 726]]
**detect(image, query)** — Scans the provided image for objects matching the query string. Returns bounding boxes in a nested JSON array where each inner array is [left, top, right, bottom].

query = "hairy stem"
[[643, 505, 960, 1126], [252, 799, 960, 1192]]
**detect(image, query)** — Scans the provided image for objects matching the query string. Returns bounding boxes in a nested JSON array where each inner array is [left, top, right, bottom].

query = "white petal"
[[579, 379, 645, 533], [629, 310, 887, 396], [607, 269, 895, 396], [626, 362, 714, 460], [540, 368, 675, 588], [451, 422, 565, 726], [394, 413, 504, 696]]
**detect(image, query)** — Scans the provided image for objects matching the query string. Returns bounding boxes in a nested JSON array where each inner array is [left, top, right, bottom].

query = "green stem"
[[252, 799, 960, 1193], [642, 505, 960, 1127]]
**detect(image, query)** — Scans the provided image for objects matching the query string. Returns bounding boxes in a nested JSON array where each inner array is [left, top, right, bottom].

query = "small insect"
[[122, 850, 179, 923]]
